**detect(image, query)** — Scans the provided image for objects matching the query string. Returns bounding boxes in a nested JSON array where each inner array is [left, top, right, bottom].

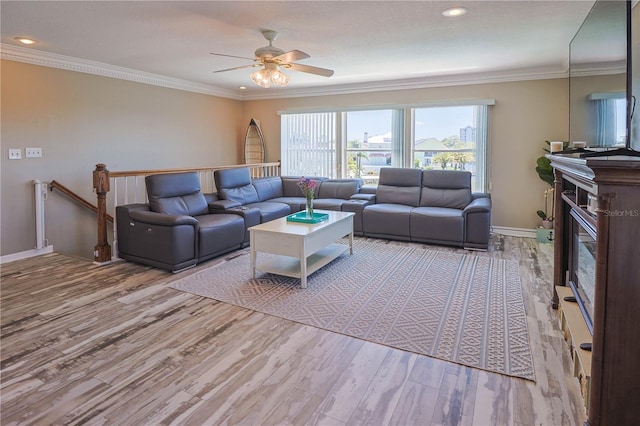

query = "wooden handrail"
[[109, 162, 280, 178], [50, 180, 114, 223]]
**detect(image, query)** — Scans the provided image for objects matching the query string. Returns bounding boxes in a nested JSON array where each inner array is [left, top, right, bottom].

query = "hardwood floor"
[[1, 235, 586, 425]]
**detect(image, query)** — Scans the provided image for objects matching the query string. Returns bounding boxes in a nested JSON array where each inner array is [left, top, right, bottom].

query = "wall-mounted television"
[[631, 1, 640, 151], [569, 0, 628, 149]]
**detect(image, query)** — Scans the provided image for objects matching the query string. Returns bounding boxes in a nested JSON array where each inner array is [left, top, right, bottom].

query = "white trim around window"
[[281, 100, 494, 191]]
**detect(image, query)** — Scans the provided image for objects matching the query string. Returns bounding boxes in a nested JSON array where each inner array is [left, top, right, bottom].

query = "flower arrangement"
[[297, 177, 317, 200], [297, 177, 317, 217]]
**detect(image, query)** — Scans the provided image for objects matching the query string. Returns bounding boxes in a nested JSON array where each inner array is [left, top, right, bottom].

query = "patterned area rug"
[[170, 240, 535, 381]]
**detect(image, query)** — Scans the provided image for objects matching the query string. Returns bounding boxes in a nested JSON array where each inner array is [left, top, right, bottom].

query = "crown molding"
[[2, 43, 582, 101], [1, 44, 242, 100], [568, 62, 626, 78], [240, 68, 570, 100]]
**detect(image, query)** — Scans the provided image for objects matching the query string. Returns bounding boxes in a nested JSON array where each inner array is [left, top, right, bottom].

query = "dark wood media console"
[[549, 154, 640, 426]]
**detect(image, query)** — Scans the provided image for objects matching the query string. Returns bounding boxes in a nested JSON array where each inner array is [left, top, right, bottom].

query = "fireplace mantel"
[[548, 153, 640, 426]]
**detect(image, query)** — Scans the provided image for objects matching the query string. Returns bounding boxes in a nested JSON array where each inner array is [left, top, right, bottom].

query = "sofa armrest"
[[208, 199, 242, 211], [341, 199, 374, 235], [359, 185, 377, 195], [116, 203, 149, 215], [116, 204, 199, 270], [350, 193, 376, 202], [463, 197, 491, 249], [129, 210, 199, 227], [463, 197, 491, 214], [204, 192, 220, 203], [472, 192, 491, 200], [210, 206, 260, 244]]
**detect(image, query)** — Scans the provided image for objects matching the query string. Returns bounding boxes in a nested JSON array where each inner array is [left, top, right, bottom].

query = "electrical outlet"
[[8, 149, 22, 160], [25, 147, 42, 158]]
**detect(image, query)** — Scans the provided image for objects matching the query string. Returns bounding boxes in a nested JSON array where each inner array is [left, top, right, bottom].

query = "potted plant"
[[535, 140, 569, 186], [535, 141, 567, 227], [537, 188, 555, 229]]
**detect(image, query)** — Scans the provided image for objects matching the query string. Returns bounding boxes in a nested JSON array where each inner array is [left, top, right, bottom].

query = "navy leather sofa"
[[116, 167, 491, 272], [356, 168, 491, 249]]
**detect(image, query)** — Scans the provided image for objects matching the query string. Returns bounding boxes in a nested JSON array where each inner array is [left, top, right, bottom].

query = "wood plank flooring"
[[1, 235, 586, 425]]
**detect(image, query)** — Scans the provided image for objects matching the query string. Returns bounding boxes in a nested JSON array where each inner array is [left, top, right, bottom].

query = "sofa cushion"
[[313, 199, 345, 211], [281, 176, 325, 197], [214, 168, 260, 205], [196, 214, 245, 259], [146, 172, 208, 216], [253, 176, 283, 201], [267, 196, 306, 212], [317, 179, 362, 200], [420, 170, 472, 209], [362, 203, 414, 238], [410, 207, 465, 245], [245, 201, 291, 222], [376, 168, 423, 206]]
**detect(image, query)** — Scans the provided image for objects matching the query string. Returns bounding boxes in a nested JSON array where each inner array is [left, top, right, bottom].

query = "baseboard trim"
[[492, 226, 537, 238], [1, 246, 54, 264]]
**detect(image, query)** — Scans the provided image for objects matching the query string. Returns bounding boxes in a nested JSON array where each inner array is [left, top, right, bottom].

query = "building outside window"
[[344, 109, 403, 185]]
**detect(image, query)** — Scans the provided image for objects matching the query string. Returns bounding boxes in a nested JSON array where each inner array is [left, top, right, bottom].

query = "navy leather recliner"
[[116, 172, 245, 272]]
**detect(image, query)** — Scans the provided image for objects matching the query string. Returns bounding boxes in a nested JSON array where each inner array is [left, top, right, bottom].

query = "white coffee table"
[[249, 210, 354, 288]]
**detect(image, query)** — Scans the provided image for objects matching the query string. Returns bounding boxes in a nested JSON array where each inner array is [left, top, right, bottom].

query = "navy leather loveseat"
[[355, 168, 492, 249]]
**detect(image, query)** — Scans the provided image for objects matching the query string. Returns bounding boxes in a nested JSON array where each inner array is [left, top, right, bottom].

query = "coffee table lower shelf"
[[255, 243, 348, 281]]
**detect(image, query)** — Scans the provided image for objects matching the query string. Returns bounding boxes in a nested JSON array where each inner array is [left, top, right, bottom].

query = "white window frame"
[[280, 99, 494, 191]]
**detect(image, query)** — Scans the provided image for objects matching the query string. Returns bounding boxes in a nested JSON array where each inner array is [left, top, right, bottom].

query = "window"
[[413, 105, 488, 191], [281, 101, 492, 191], [589, 92, 626, 146], [281, 112, 335, 177], [594, 98, 626, 146], [344, 110, 404, 185]]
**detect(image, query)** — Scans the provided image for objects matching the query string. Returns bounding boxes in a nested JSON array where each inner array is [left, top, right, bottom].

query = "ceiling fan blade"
[[288, 62, 334, 77], [212, 64, 258, 74], [210, 52, 256, 61], [274, 49, 310, 63]]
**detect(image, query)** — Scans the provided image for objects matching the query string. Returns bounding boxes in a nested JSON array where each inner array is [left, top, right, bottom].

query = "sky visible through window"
[[346, 107, 474, 141]]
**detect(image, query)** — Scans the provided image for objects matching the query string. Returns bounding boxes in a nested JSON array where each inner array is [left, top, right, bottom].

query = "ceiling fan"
[[211, 29, 334, 88]]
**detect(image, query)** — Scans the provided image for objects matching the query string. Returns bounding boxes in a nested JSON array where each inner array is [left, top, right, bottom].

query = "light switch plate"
[[8, 149, 22, 160], [25, 147, 42, 158]]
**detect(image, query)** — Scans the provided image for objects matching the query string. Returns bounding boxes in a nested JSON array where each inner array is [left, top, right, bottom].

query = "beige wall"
[[1, 60, 243, 258], [242, 78, 569, 230], [2, 59, 570, 259]]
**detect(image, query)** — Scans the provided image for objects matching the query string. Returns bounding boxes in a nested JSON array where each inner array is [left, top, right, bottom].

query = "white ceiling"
[[1, 1, 599, 99]]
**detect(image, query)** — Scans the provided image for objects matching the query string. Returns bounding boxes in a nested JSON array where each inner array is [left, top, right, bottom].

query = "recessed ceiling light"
[[239, 86, 247, 90], [442, 7, 467, 17], [14, 36, 36, 45]]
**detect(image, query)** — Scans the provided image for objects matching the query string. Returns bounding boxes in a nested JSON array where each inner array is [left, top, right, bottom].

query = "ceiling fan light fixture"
[[212, 29, 333, 89], [271, 69, 289, 87], [250, 65, 289, 88], [251, 69, 271, 88]]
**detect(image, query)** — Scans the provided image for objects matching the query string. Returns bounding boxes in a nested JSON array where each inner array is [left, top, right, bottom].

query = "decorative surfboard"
[[244, 118, 266, 164]]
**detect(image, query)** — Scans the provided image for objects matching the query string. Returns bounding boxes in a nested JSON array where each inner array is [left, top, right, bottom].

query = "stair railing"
[[49, 179, 114, 223]]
